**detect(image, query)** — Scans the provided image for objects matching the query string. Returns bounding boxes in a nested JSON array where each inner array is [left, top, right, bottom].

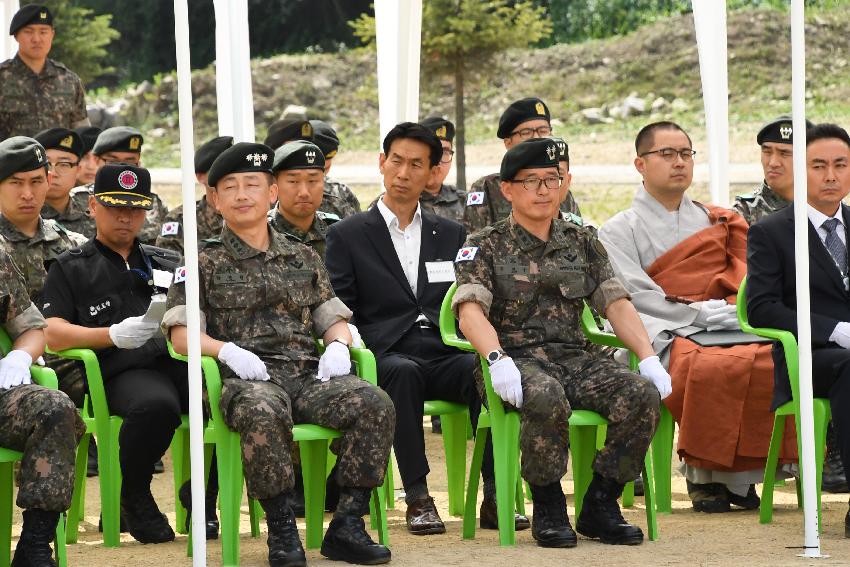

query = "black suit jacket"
[[746, 203, 850, 409], [325, 205, 466, 356]]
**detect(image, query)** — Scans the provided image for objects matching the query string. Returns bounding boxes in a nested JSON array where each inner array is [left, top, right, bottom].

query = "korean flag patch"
[[174, 266, 187, 283], [455, 246, 478, 262], [466, 191, 484, 206], [161, 221, 180, 236]]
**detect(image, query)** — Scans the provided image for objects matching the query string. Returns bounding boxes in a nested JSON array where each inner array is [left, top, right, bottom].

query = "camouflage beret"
[[74, 126, 102, 155], [497, 98, 550, 139], [757, 114, 814, 146], [500, 138, 559, 181], [309, 120, 339, 159], [550, 136, 569, 164], [0, 136, 48, 182], [420, 116, 455, 143], [93, 126, 144, 155], [194, 135, 234, 174], [272, 140, 325, 173], [264, 118, 313, 150], [93, 164, 153, 210], [35, 127, 84, 158], [207, 142, 274, 187], [10, 4, 52, 36]]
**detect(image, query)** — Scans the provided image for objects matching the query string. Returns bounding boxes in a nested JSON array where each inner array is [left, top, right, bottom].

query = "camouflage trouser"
[[220, 374, 395, 501], [482, 352, 660, 486], [0, 385, 85, 511]]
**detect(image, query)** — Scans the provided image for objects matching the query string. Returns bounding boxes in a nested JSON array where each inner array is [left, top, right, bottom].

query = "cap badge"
[[546, 144, 556, 161], [34, 146, 42, 162], [40, 11, 47, 19], [60, 135, 73, 148], [129, 137, 141, 150], [305, 150, 316, 164], [535, 102, 546, 116], [780, 125, 792, 140], [302, 123, 312, 137], [436, 125, 447, 138], [118, 170, 139, 190], [246, 153, 268, 167]]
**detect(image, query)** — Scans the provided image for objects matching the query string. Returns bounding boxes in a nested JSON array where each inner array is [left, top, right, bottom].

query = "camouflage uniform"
[[369, 184, 467, 226], [0, 55, 88, 140], [268, 207, 334, 259], [0, 250, 84, 511], [72, 183, 168, 245], [154, 195, 223, 254], [451, 215, 660, 485], [733, 181, 789, 225], [40, 191, 96, 239], [163, 226, 394, 499], [322, 177, 360, 219], [463, 173, 582, 234]]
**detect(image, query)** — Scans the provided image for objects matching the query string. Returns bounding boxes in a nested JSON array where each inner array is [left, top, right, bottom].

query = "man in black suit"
[[326, 122, 528, 536], [747, 122, 850, 537]]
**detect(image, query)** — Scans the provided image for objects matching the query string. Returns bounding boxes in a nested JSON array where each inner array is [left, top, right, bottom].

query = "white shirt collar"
[[376, 195, 422, 230], [807, 204, 844, 230]]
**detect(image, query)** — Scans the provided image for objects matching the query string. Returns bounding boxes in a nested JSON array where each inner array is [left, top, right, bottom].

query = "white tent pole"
[[790, 0, 821, 558], [213, 0, 234, 136], [172, 0, 206, 564], [692, 0, 730, 206], [0, 1, 20, 62], [230, 0, 255, 142]]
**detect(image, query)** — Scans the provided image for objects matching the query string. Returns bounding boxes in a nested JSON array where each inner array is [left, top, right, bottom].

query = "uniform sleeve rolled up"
[[5, 303, 47, 340], [590, 277, 631, 315], [311, 297, 352, 337], [161, 305, 207, 335], [451, 283, 493, 318]]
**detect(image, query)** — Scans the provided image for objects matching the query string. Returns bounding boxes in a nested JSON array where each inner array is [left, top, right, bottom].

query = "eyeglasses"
[[639, 147, 697, 162], [509, 125, 553, 140], [440, 149, 455, 164], [510, 176, 563, 192], [47, 161, 79, 173]]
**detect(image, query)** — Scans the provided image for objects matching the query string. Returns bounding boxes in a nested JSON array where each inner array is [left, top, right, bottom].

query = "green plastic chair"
[[0, 328, 67, 567], [169, 342, 388, 566], [439, 283, 658, 545], [736, 277, 831, 526], [650, 406, 675, 514]]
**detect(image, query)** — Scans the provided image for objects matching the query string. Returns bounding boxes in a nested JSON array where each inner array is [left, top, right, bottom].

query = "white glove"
[[108, 315, 160, 349], [830, 322, 850, 349], [347, 323, 364, 348], [0, 350, 32, 390], [489, 356, 523, 408], [317, 341, 351, 382], [218, 342, 269, 381], [639, 355, 672, 400], [692, 299, 738, 331]]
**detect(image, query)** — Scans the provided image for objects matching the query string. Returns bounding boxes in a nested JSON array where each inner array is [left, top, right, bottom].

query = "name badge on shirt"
[[152, 268, 173, 289], [426, 261, 456, 283]]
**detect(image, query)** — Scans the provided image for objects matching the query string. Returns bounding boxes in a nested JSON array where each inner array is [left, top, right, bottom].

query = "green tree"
[[350, 1, 552, 191], [42, 0, 119, 85]]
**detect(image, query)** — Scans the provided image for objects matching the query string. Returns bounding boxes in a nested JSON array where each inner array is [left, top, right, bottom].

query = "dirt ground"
[[7, 423, 845, 567]]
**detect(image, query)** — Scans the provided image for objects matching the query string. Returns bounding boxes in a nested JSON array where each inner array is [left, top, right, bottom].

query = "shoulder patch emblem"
[[466, 192, 485, 206], [161, 221, 180, 236], [174, 266, 187, 283], [455, 246, 479, 262]]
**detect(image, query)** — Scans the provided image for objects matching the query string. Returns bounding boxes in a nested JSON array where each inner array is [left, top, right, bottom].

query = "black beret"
[[757, 114, 814, 146], [194, 135, 234, 173], [34, 128, 84, 158], [420, 116, 455, 143], [207, 142, 274, 188], [500, 138, 559, 181], [0, 136, 48, 181], [272, 140, 325, 173], [93, 164, 153, 210], [550, 136, 569, 164], [264, 119, 313, 150], [10, 4, 52, 36], [309, 120, 339, 159], [497, 98, 550, 139], [92, 126, 144, 155], [74, 126, 101, 154]]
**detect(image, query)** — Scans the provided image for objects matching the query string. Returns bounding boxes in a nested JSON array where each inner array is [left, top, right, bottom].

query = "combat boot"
[[121, 488, 175, 544], [261, 492, 306, 567], [576, 473, 644, 545], [529, 482, 577, 548], [178, 479, 220, 539], [321, 487, 390, 564], [11, 509, 59, 567]]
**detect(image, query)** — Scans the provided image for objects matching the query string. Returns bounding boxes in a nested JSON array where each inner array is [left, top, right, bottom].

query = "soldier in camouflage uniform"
[[311, 120, 362, 219], [464, 98, 581, 234], [35, 127, 96, 238], [163, 142, 393, 566], [453, 138, 668, 548], [0, 247, 85, 567], [73, 126, 100, 187], [0, 5, 89, 140], [155, 135, 230, 254]]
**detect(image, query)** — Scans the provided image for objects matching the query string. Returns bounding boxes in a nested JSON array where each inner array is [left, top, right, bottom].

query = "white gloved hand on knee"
[[489, 356, 523, 408], [638, 355, 672, 399], [0, 350, 32, 390], [218, 342, 269, 381]]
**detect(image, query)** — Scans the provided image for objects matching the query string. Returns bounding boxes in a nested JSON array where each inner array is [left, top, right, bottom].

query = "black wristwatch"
[[329, 338, 350, 348], [486, 349, 506, 365]]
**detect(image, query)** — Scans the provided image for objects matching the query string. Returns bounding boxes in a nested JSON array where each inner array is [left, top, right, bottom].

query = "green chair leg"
[[66, 433, 90, 543], [492, 412, 521, 546], [570, 423, 598, 520], [383, 454, 395, 510], [440, 411, 468, 517], [759, 413, 786, 524], [172, 427, 191, 536], [514, 461, 526, 516], [55, 512, 67, 567], [462, 424, 488, 540], [301, 440, 330, 550], [1, 463, 13, 567], [643, 451, 658, 541], [622, 479, 635, 508], [652, 405, 674, 514], [99, 417, 123, 548], [369, 484, 389, 545], [217, 431, 243, 567]]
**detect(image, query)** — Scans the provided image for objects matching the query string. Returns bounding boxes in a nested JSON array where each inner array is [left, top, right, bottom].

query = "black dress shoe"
[[405, 496, 446, 535], [479, 496, 530, 531], [726, 484, 759, 510], [178, 480, 220, 540], [321, 515, 391, 565], [632, 475, 644, 497], [687, 480, 730, 513]]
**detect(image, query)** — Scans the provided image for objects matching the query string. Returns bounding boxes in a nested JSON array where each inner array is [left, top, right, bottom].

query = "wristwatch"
[[329, 338, 350, 348], [486, 349, 506, 365]]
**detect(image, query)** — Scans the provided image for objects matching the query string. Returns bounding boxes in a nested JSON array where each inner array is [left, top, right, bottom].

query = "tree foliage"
[[41, 0, 119, 85]]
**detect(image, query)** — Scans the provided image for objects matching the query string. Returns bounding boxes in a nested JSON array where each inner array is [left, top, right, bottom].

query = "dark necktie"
[[822, 217, 847, 275]]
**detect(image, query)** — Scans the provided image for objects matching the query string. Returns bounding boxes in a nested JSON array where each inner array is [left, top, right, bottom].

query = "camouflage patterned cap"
[[10, 4, 52, 35], [35, 127, 84, 158], [309, 120, 339, 158], [497, 97, 550, 139], [207, 142, 274, 187], [272, 140, 325, 173], [92, 126, 144, 155], [264, 118, 313, 150], [500, 138, 559, 181], [0, 136, 48, 182], [194, 135, 234, 174], [93, 164, 153, 210]]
